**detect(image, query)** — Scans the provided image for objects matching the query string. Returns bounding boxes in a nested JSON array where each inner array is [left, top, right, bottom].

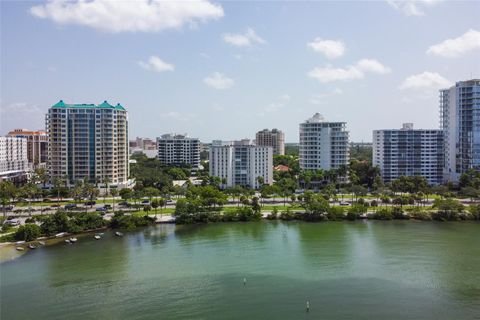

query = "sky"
[[1, 0, 480, 143]]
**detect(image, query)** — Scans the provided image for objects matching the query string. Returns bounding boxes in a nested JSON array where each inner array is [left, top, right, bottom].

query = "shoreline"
[[2, 218, 478, 264]]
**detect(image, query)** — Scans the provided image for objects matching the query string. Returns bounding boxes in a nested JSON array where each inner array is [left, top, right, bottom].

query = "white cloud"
[[258, 94, 291, 116], [308, 59, 390, 83], [308, 65, 363, 83], [30, 0, 224, 33], [308, 88, 343, 105], [203, 72, 234, 89], [387, 0, 442, 16], [399, 71, 451, 90], [356, 59, 391, 74], [426, 29, 480, 58], [138, 56, 174, 72], [223, 27, 266, 47], [307, 38, 345, 59], [0, 102, 46, 133]]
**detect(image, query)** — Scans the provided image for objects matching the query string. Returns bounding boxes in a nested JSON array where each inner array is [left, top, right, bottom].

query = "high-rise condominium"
[[299, 113, 349, 170], [440, 79, 480, 182], [46, 100, 129, 188], [209, 139, 273, 189], [255, 128, 285, 155], [7, 129, 48, 169], [0, 136, 29, 182], [373, 123, 444, 185], [156, 134, 200, 169]]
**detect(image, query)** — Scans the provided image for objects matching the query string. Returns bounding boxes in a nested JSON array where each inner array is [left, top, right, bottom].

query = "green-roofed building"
[[46, 101, 131, 189]]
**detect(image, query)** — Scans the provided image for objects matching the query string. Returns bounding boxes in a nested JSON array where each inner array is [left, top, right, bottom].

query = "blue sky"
[[1, 0, 479, 142]]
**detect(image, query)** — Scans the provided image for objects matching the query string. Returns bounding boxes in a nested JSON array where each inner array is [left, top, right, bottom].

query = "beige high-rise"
[[255, 128, 285, 155], [46, 100, 130, 188]]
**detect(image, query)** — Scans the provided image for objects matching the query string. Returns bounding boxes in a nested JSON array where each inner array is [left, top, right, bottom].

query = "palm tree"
[[102, 177, 111, 205], [52, 178, 63, 205], [110, 188, 119, 214]]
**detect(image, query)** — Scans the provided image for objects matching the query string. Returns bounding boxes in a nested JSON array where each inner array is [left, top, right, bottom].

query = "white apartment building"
[[46, 100, 130, 188], [0, 136, 29, 182], [7, 129, 48, 169], [156, 134, 200, 169], [255, 128, 285, 155], [440, 79, 480, 182], [373, 123, 444, 185], [299, 113, 349, 170], [209, 139, 273, 189]]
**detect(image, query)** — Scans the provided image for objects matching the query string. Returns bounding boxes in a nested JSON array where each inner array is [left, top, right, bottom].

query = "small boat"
[[69, 237, 78, 243], [28, 244, 37, 249], [94, 235, 101, 240], [56, 232, 68, 238], [16, 247, 25, 251], [38, 241, 46, 246], [15, 241, 25, 245], [115, 232, 124, 237], [65, 239, 71, 244]]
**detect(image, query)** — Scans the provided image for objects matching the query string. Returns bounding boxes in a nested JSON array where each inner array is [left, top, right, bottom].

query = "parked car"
[[141, 200, 150, 204], [5, 219, 21, 226], [65, 204, 77, 210], [104, 204, 112, 209], [340, 201, 350, 206], [96, 207, 107, 212], [84, 201, 96, 206]]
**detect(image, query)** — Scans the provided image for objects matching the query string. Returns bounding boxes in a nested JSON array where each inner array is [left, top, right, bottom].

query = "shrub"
[[409, 208, 432, 221], [280, 208, 296, 221], [14, 224, 41, 242], [326, 206, 345, 221], [392, 207, 408, 220], [266, 207, 278, 220], [372, 209, 393, 220]]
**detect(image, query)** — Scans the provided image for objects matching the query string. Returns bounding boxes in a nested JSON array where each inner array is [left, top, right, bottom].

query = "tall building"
[[0, 137, 29, 183], [373, 123, 444, 185], [209, 139, 273, 189], [441, 79, 480, 182], [7, 129, 48, 169], [156, 134, 200, 169], [255, 128, 285, 155], [299, 113, 349, 170], [46, 100, 130, 188]]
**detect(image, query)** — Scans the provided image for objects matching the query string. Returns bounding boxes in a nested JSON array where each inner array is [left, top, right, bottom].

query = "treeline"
[[7, 210, 155, 242]]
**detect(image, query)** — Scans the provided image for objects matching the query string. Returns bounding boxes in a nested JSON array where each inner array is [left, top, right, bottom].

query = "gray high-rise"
[[440, 79, 480, 182]]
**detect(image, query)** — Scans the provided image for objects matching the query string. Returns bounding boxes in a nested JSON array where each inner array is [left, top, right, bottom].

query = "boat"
[[65, 239, 71, 244], [94, 235, 101, 240], [55, 232, 68, 238], [38, 241, 46, 246], [115, 232, 124, 237], [69, 237, 78, 243], [28, 244, 37, 249], [15, 241, 25, 245], [16, 247, 25, 251]]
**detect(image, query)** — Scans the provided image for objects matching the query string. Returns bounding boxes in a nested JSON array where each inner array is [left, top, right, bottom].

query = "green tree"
[[14, 224, 41, 242]]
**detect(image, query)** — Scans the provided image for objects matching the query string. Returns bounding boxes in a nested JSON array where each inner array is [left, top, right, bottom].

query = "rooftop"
[[52, 100, 126, 111]]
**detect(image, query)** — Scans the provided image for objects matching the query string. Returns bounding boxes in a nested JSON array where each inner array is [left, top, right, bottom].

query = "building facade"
[[209, 139, 273, 189], [255, 128, 285, 155], [156, 134, 200, 169], [299, 113, 349, 170], [440, 79, 480, 182], [7, 129, 48, 169], [0, 137, 29, 183], [373, 123, 444, 185], [46, 100, 129, 188]]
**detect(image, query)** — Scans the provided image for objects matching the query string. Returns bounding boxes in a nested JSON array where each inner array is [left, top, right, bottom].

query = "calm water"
[[1, 221, 479, 320]]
